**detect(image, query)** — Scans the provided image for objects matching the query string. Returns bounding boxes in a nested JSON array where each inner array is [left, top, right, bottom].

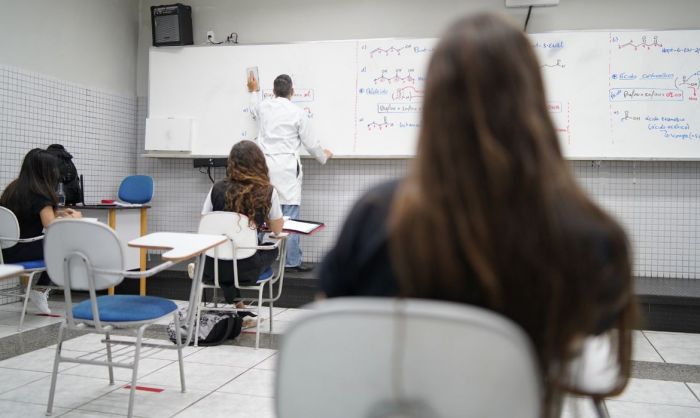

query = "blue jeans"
[[281, 204, 302, 267]]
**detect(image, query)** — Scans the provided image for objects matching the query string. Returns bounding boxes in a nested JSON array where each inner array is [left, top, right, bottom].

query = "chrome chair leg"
[[46, 321, 66, 415], [105, 331, 114, 384], [127, 326, 146, 418], [174, 312, 186, 393]]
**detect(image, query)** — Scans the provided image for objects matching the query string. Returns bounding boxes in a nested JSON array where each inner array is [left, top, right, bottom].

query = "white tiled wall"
[[137, 98, 700, 279], [0, 66, 137, 303]]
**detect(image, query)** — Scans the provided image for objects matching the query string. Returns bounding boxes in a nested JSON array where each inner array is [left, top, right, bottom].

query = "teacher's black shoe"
[[285, 263, 314, 273]]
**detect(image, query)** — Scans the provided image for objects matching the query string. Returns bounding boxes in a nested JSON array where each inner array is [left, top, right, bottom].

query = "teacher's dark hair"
[[388, 13, 636, 417], [273, 74, 293, 98], [1, 148, 60, 220]]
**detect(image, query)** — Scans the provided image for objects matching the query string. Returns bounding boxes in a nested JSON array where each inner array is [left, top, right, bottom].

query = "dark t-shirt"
[[2, 192, 54, 263], [319, 179, 625, 335], [319, 180, 401, 297]]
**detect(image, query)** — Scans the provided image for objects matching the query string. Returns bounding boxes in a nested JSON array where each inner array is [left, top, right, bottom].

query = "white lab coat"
[[249, 93, 327, 205]]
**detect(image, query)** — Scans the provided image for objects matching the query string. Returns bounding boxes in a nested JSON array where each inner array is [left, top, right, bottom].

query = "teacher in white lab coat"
[[247, 74, 333, 272]]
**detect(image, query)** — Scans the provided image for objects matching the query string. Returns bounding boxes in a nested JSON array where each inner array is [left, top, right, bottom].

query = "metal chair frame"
[[44, 221, 190, 418], [0, 206, 59, 330]]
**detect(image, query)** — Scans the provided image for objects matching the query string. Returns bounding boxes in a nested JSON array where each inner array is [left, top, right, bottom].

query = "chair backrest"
[[198, 212, 258, 259], [0, 206, 21, 251], [276, 298, 542, 418], [118, 175, 154, 204], [44, 219, 125, 290]]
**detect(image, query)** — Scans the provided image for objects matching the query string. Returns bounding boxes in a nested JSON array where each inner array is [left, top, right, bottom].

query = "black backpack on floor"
[[168, 307, 244, 346], [47, 144, 82, 205]]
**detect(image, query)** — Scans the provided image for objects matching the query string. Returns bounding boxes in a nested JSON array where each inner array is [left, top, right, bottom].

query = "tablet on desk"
[[283, 219, 324, 235]]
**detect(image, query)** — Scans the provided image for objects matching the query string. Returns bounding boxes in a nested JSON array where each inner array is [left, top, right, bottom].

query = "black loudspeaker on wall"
[[151, 3, 193, 47]]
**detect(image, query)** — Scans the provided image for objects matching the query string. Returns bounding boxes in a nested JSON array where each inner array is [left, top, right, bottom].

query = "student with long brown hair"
[[319, 13, 636, 416], [1, 148, 82, 314], [200, 140, 284, 307]]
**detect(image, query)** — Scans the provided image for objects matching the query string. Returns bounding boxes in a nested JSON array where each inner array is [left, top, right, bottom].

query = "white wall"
[[136, 0, 700, 96], [135, 0, 700, 278], [0, 0, 139, 96]]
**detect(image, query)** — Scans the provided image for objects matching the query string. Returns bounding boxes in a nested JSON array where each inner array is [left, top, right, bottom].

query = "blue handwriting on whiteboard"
[[532, 41, 564, 49], [359, 87, 389, 95], [611, 73, 637, 80], [662, 47, 700, 54], [641, 72, 674, 80]]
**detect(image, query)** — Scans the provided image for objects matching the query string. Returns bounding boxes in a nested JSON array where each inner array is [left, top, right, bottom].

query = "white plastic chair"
[[276, 297, 542, 418], [43, 219, 186, 418], [0, 206, 59, 330], [194, 211, 287, 349]]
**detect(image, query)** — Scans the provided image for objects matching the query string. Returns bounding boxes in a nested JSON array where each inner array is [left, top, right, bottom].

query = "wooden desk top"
[[128, 232, 226, 261], [69, 204, 151, 210], [0, 265, 23, 280]]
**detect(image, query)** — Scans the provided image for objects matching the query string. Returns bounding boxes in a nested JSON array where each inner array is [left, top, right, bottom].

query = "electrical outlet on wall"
[[207, 30, 216, 43]]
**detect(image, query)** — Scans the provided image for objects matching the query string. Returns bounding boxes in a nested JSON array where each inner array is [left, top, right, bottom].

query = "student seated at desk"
[[0, 149, 82, 313], [318, 13, 637, 418], [200, 140, 284, 307]]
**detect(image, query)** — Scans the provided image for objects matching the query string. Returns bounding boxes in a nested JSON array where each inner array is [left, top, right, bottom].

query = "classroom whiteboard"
[[148, 30, 700, 159]]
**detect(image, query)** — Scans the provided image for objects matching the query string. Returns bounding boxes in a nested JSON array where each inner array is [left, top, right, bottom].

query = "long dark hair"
[[1, 149, 60, 220], [224, 140, 273, 227], [388, 13, 636, 417]]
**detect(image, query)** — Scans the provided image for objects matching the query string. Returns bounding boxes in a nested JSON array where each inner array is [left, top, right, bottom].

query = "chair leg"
[[18, 272, 35, 331], [268, 282, 274, 334], [127, 326, 146, 418], [255, 287, 263, 349], [46, 321, 66, 415], [174, 312, 187, 393], [194, 302, 201, 348], [105, 331, 115, 384]]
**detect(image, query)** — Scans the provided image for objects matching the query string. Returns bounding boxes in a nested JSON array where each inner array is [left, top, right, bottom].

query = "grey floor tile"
[[217, 368, 275, 397], [0, 399, 69, 418], [271, 308, 309, 322], [0, 374, 121, 409], [611, 378, 699, 407], [606, 400, 700, 418], [0, 368, 49, 395], [633, 331, 664, 363], [139, 361, 247, 391], [687, 383, 700, 401], [644, 331, 700, 365], [76, 386, 209, 418], [254, 354, 278, 371], [58, 410, 126, 417], [185, 345, 276, 368], [0, 347, 81, 373], [172, 392, 275, 418]]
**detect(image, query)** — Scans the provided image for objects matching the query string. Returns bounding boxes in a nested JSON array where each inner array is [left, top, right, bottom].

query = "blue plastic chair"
[[118, 175, 154, 204]]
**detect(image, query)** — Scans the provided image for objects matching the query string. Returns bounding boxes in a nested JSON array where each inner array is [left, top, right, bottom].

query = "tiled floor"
[[0, 300, 698, 417]]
